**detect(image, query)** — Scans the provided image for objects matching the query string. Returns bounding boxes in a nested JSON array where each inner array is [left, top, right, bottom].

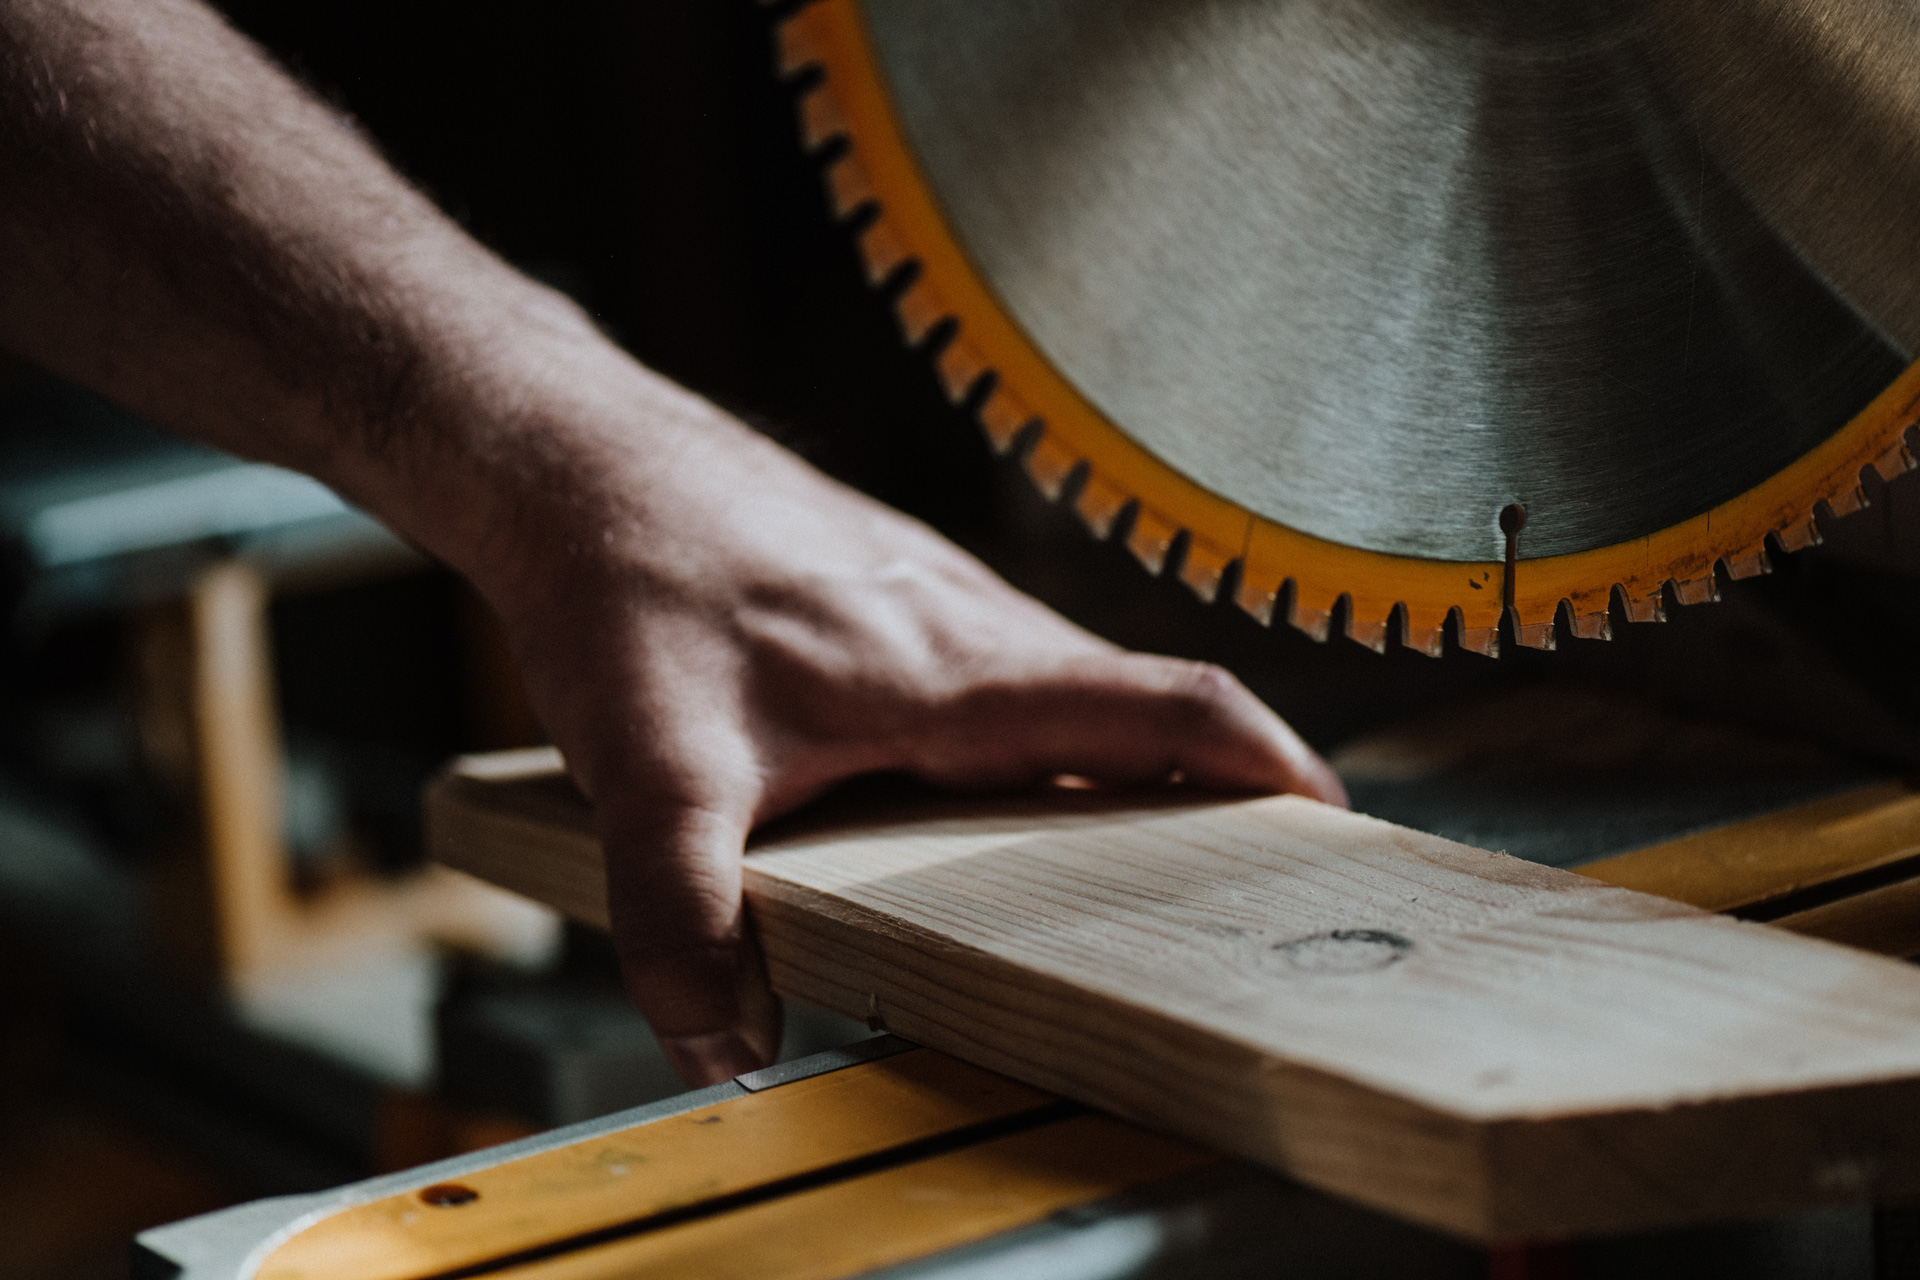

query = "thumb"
[[598, 790, 784, 1087]]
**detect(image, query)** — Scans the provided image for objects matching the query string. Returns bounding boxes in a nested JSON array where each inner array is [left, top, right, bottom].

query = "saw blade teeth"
[[1400, 606, 1446, 658], [1290, 606, 1333, 643], [977, 387, 1036, 456], [1402, 624, 1444, 657], [1512, 615, 1556, 650], [1178, 538, 1237, 603], [1826, 484, 1871, 518], [893, 279, 945, 346], [1287, 584, 1335, 642], [1451, 610, 1499, 658], [1073, 474, 1132, 539], [1671, 574, 1720, 606], [1619, 585, 1666, 624], [1568, 608, 1612, 641], [1722, 544, 1771, 579], [1873, 435, 1918, 482], [1775, 513, 1823, 553], [955, 368, 998, 415], [935, 335, 990, 404], [1342, 600, 1390, 653], [825, 157, 875, 219], [1126, 508, 1181, 575], [1234, 580, 1279, 627], [856, 219, 912, 286], [803, 93, 853, 160], [775, 7, 827, 78], [1022, 433, 1081, 501]]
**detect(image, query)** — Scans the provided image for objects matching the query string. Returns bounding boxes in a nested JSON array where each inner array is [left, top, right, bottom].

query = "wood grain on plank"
[[426, 751, 1920, 1241]]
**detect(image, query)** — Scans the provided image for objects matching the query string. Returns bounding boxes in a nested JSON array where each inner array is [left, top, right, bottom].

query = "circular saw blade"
[[779, 0, 1920, 655]]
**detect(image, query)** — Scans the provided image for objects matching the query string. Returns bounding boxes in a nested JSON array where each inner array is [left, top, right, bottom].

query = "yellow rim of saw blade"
[[778, 0, 1920, 657]]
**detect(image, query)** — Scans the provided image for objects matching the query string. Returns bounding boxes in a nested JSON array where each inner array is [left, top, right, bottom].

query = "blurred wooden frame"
[[134, 558, 549, 991]]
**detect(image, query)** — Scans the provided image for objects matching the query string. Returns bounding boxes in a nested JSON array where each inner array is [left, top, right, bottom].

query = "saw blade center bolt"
[[1499, 504, 1527, 615]]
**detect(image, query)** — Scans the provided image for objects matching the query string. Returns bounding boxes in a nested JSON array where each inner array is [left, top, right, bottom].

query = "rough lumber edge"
[[427, 748, 608, 928], [425, 753, 1920, 1241]]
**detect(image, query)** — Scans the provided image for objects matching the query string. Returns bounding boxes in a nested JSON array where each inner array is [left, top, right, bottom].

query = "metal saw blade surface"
[[856, 0, 1920, 563]]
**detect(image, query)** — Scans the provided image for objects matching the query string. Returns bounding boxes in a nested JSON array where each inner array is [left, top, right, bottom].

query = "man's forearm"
[[0, 0, 1348, 1087], [0, 0, 697, 595]]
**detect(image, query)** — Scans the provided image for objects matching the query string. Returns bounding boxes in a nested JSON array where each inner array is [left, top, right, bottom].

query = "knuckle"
[[1168, 661, 1243, 717]]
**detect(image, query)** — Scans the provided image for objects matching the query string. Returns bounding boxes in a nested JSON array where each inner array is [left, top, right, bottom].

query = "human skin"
[[0, 0, 1346, 1084]]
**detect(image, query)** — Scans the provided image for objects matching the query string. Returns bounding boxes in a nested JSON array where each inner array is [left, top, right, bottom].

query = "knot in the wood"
[[1272, 929, 1412, 975]]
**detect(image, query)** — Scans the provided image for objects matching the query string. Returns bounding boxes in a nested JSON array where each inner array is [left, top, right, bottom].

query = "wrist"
[[324, 289, 743, 611]]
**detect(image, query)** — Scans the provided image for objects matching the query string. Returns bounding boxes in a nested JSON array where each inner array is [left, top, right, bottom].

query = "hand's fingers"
[[597, 786, 784, 1087], [914, 656, 1348, 806]]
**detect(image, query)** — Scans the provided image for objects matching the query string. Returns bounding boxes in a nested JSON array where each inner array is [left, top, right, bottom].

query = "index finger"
[[597, 780, 784, 1087]]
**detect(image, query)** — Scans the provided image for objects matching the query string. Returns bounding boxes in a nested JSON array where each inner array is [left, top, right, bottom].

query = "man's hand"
[[0, 0, 1344, 1085], [475, 370, 1345, 1083]]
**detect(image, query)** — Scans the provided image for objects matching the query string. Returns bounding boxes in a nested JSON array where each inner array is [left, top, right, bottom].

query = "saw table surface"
[[139, 1034, 1879, 1280], [138, 1036, 1498, 1280]]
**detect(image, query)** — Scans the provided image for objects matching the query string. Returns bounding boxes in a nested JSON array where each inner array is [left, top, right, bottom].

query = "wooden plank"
[[426, 751, 1920, 1241], [1577, 782, 1920, 913], [138, 559, 291, 980]]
